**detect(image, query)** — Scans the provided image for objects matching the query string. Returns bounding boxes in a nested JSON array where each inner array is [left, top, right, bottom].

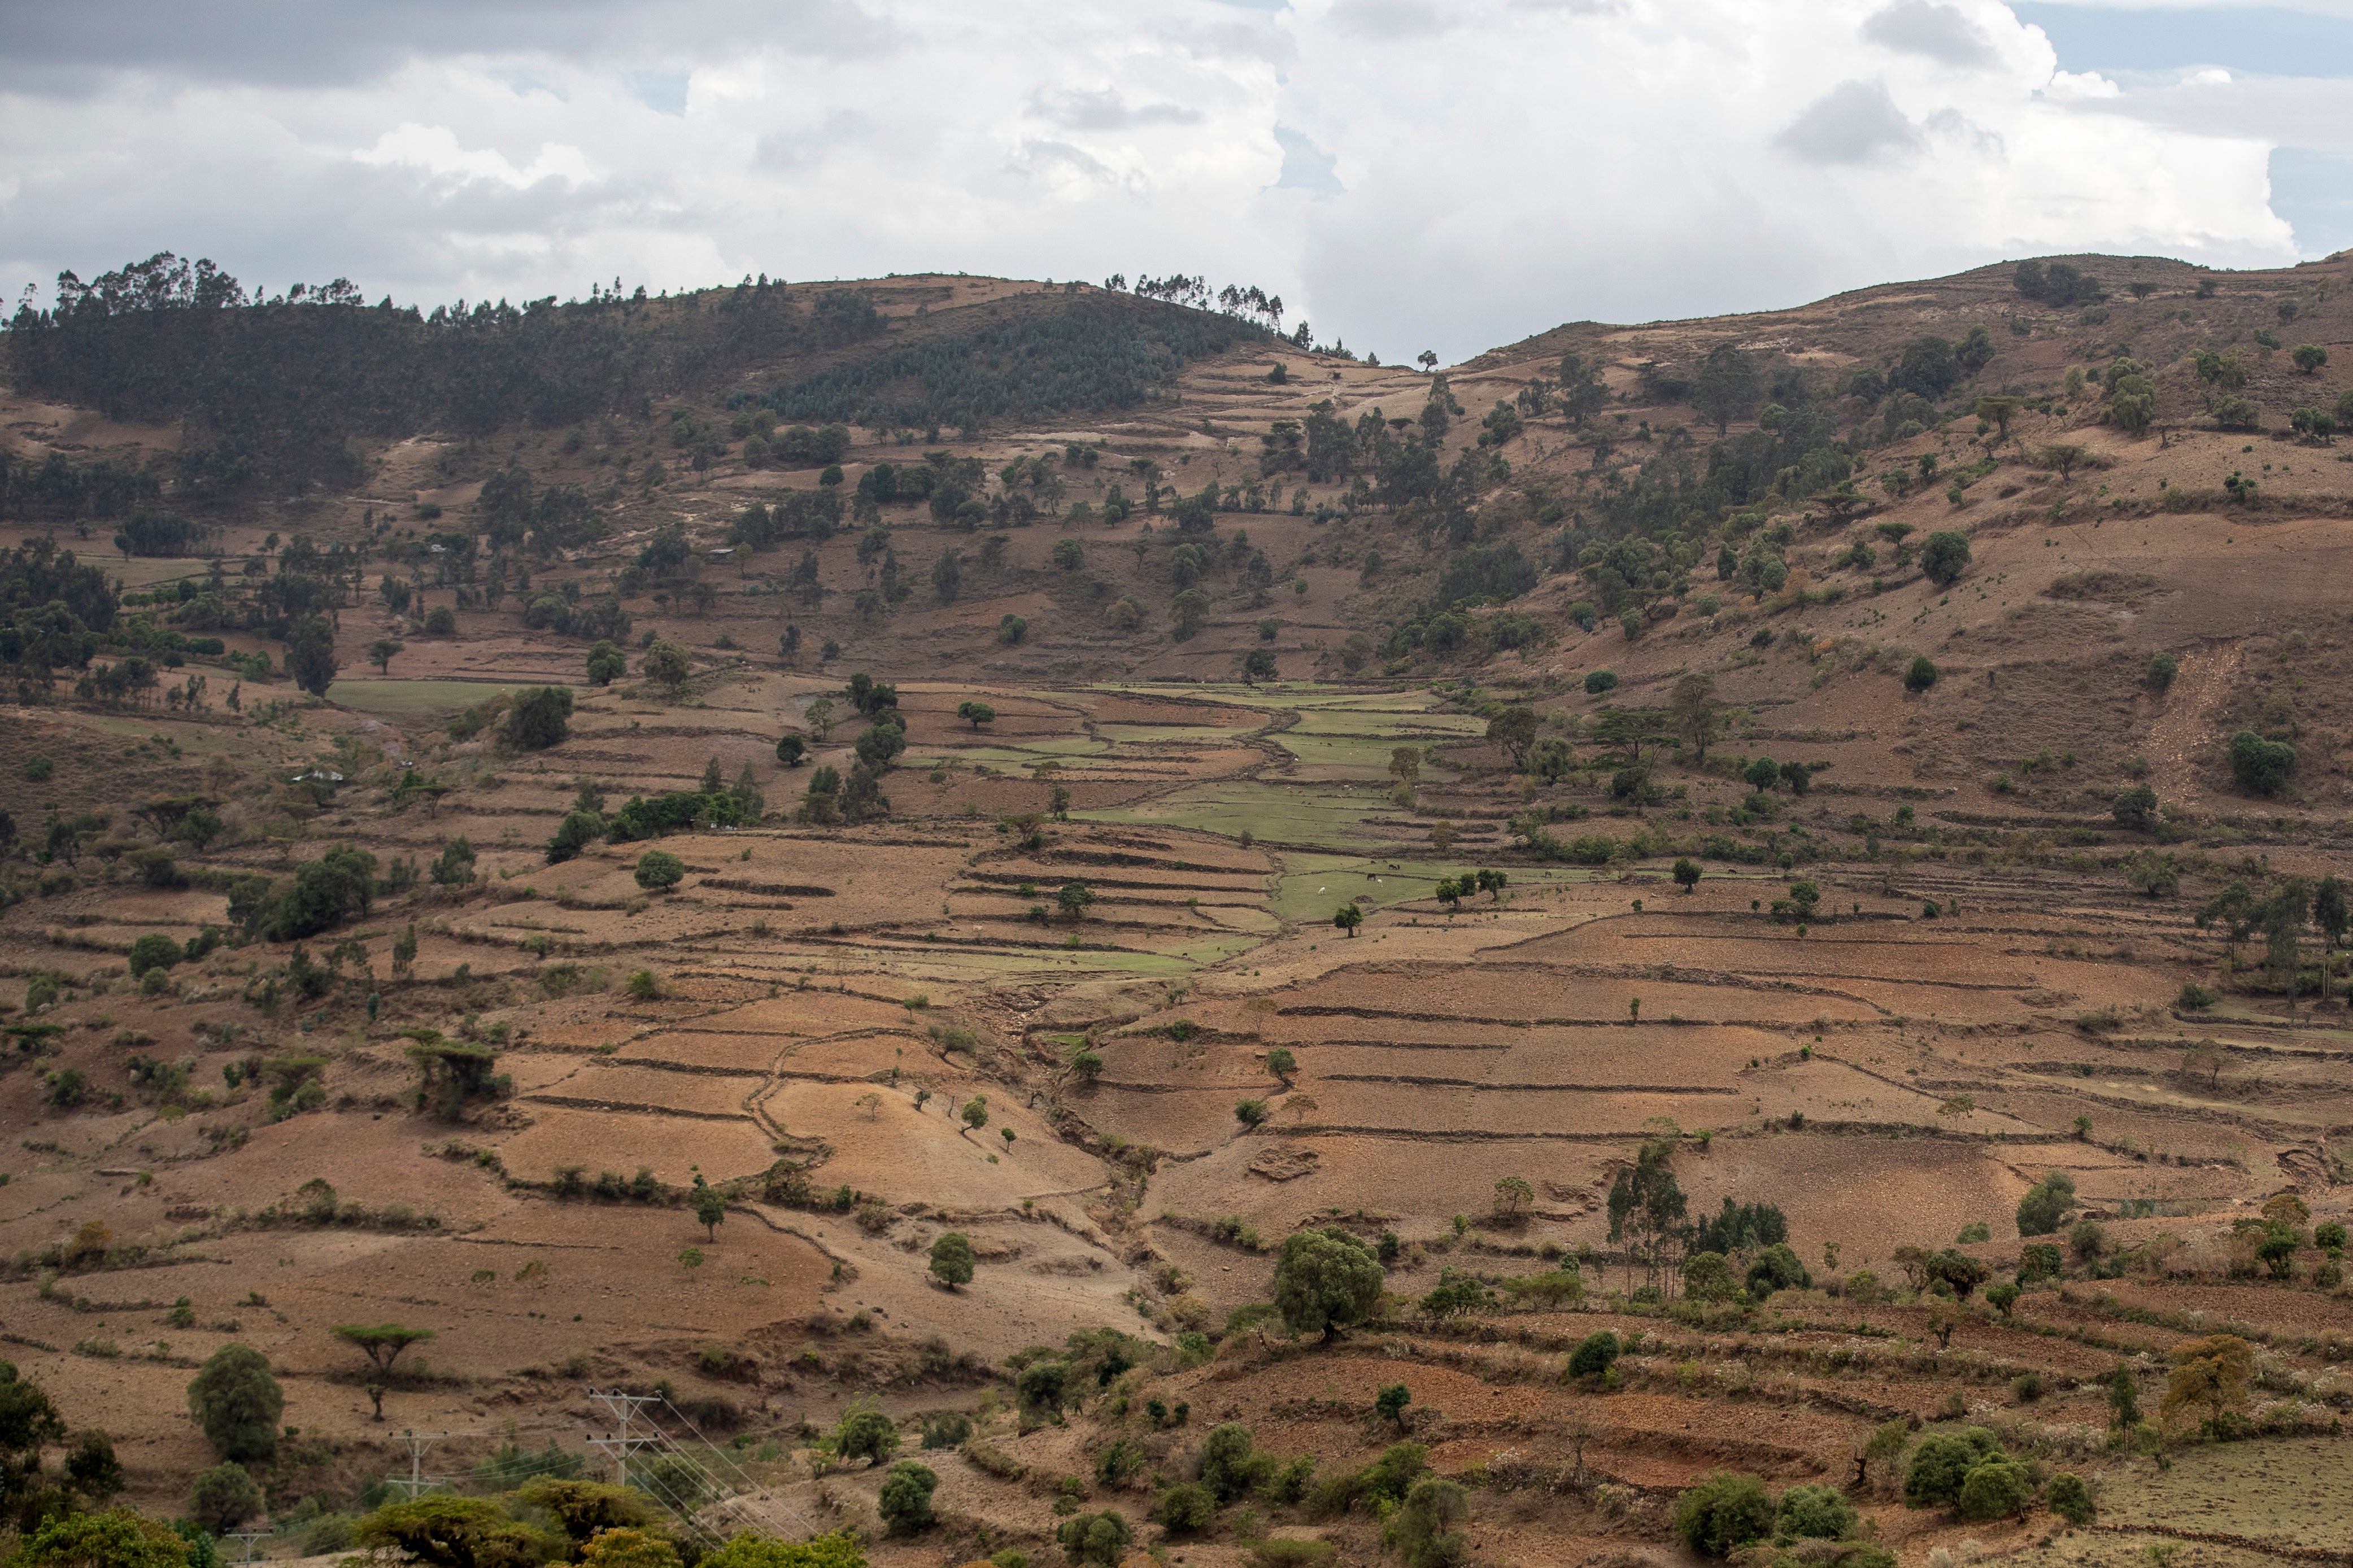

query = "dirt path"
[[2143, 640, 2241, 809]]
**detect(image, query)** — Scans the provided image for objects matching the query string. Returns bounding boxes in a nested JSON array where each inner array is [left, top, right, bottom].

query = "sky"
[[1, 0, 2349, 366]]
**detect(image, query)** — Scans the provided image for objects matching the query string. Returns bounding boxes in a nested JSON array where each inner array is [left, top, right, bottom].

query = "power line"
[[382, 1429, 449, 1501]]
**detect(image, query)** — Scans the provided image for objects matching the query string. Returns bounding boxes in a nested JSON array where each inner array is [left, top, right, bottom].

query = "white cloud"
[[354, 124, 596, 188], [0, 0, 2311, 366]]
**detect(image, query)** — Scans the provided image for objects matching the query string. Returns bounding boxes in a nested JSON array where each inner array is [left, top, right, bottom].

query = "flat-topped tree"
[[956, 700, 995, 730], [332, 1324, 435, 1420]]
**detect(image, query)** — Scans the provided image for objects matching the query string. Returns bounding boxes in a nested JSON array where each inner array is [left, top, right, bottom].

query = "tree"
[[1672, 1471, 1775, 1557], [1957, 1460, 2034, 1521], [1235, 1098, 1269, 1126], [956, 700, 995, 730], [433, 836, 476, 886], [2038, 443, 2086, 481], [186, 1345, 281, 1462], [2112, 783, 2158, 831], [1375, 1383, 1413, 1425], [188, 1461, 263, 1531], [1056, 880, 1093, 921], [1273, 1225, 1384, 1339], [961, 1095, 989, 1130], [775, 734, 806, 767], [581, 1530, 685, 1568], [368, 639, 404, 675], [2293, 343, 2329, 374], [692, 1174, 726, 1241], [642, 639, 691, 692], [1016, 1359, 1069, 1421], [1485, 706, 1538, 769], [1903, 1427, 2006, 1508], [830, 1399, 900, 1466], [2315, 875, 2347, 1003], [503, 687, 574, 751], [1241, 647, 1278, 684], [331, 1324, 434, 1421], [929, 1231, 975, 1289], [128, 932, 182, 977], [1775, 1483, 1856, 1541], [1055, 1510, 1132, 1567], [2047, 1471, 2094, 1527], [2229, 729, 2295, 795], [586, 641, 627, 685], [1972, 395, 2024, 441], [2162, 1333, 2255, 1433], [1673, 858, 1702, 894], [286, 615, 338, 697], [1693, 344, 1762, 435], [15, 1512, 193, 1568], [1334, 902, 1364, 937], [1170, 587, 1210, 637], [1394, 1478, 1471, 1568], [635, 849, 685, 890], [1567, 1329, 1620, 1378], [2016, 1170, 2076, 1236], [1920, 531, 1971, 587], [1668, 675, 1721, 764], [1681, 1251, 1735, 1303], [63, 1427, 123, 1500], [877, 1460, 938, 1534], [356, 1497, 559, 1567], [1745, 1243, 1811, 1298]]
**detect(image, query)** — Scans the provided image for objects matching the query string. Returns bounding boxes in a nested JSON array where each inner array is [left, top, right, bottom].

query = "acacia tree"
[[332, 1324, 435, 1421], [368, 639, 404, 675]]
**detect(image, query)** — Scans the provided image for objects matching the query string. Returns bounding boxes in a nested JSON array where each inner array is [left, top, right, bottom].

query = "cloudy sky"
[[2, 0, 2349, 364]]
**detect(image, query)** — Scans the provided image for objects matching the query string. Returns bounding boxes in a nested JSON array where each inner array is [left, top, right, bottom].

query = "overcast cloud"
[[0, 0, 2338, 365]]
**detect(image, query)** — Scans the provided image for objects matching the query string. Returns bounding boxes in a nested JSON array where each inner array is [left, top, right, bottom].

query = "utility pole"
[[383, 1429, 446, 1501], [584, 1387, 664, 1490], [226, 1530, 269, 1563]]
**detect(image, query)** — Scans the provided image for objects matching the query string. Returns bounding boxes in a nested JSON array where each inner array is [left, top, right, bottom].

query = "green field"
[[2091, 1435, 2352, 1552], [1080, 779, 1385, 850], [327, 678, 534, 718]]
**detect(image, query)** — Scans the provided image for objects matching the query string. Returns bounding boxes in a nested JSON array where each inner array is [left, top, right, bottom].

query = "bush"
[[2147, 651, 2178, 692], [1394, 1478, 1471, 1568], [2016, 1170, 2076, 1237], [1775, 1483, 1856, 1542], [1274, 1226, 1383, 1339], [2229, 730, 2295, 796], [2046, 1471, 2093, 1526], [830, 1400, 899, 1466], [186, 1345, 282, 1461], [1201, 1423, 1273, 1502], [1957, 1458, 2034, 1521], [127, 933, 182, 978], [1055, 1509, 1131, 1566], [2112, 783, 2158, 831], [1584, 669, 1617, 695], [1567, 1330, 1621, 1379], [1672, 1471, 1776, 1557], [503, 687, 574, 751], [1905, 655, 1937, 693], [1155, 1482, 1215, 1534], [878, 1460, 937, 1533], [625, 969, 664, 1001], [16, 1512, 196, 1568], [1903, 1428, 2005, 1509], [929, 1231, 975, 1289], [1745, 1243, 1812, 1298], [188, 1461, 263, 1531], [1920, 531, 1971, 586], [634, 850, 686, 890]]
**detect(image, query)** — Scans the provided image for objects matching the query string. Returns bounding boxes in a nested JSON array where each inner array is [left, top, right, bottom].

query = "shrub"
[[1956, 1458, 2034, 1521], [2147, 651, 2178, 692], [1201, 1422, 1274, 1503], [1682, 1251, 1735, 1303], [1775, 1483, 1857, 1542], [625, 969, 664, 1001], [878, 1460, 937, 1533], [1672, 1471, 1776, 1557], [1584, 669, 1617, 695], [2112, 784, 2158, 831], [634, 850, 686, 890], [2046, 1471, 2093, 1526], [1745, 1243, 1812, 1297], [1273, 1226, 1383, 1339], [1251, 1543, 1336, 1568], [1055, 1509, 1131, 1566], [1905, 655, 1937, 692], [127, 933, 182, 978], [1393, 1478, 1471, 1568], [830, 1400, 899, 1466], [1567, 1329, 1621, 1379], [1920, 531, 1971, 586], [1902, 1428, 2005, 1509], [188, 1461, 263, 1531], [2229, 730, 2295, 796], [503, 687, 574, 751], [2016, 1170, 2075, 1237], [15, 1512, 195, 1568], [186, 1345, 282, 1462], [1155, 1482, 1215, 1534], [1375, 1383, 1411, 1424]]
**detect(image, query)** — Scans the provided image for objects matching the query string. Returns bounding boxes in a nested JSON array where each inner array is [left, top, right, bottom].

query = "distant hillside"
[[0, 256, 1270, 499]]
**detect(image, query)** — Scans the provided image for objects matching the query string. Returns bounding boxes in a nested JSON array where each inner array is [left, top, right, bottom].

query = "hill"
[[0, 251, 2350, 1567]]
